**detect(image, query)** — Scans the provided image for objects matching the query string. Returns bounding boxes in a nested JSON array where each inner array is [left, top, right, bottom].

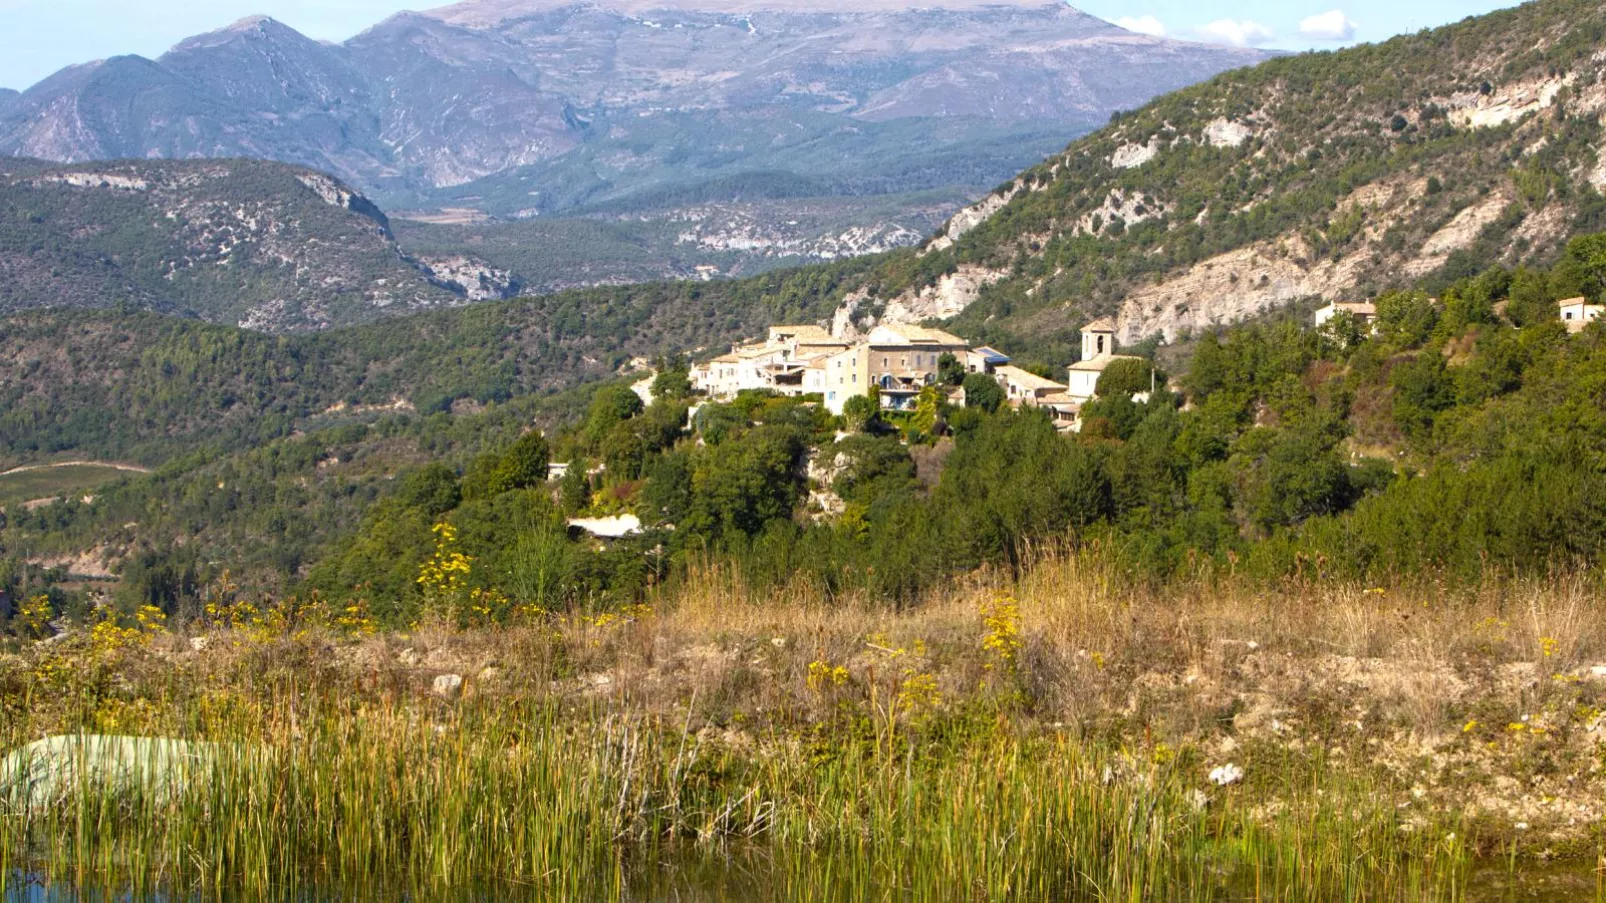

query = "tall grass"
[[13, 552, 1606, 899], [4, 692, 1468, 901]]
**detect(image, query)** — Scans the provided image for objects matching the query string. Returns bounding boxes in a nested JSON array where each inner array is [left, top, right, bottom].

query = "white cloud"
[[1194, 19, 1276, 47], [1114, 15, 1166, 37], [1299, 9, 1358, 41]]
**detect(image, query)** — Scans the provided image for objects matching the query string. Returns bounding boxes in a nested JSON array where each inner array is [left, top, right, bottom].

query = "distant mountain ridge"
[[0, 1, 1269, 218], [426, 0, 1066, 20]]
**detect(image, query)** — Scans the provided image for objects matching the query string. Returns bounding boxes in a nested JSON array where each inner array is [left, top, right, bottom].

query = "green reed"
[[1, 689, 1473, 901]]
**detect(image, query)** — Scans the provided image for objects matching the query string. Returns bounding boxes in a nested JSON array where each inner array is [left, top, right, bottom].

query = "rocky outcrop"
[[416, 255, 520, 301], [1077, 190, 1171, 236], [832, 265, 1007, 337], [1403, 193, 1513, 277], [674, 208, 925, 260], [1444, 75, 1571, 129], [35, 171, 151, 191], [1202, 118, 1255, 148], [927, 187, 1021, 253], [1110, 139, 1160, 169], [1115, 237, 1365, 344]]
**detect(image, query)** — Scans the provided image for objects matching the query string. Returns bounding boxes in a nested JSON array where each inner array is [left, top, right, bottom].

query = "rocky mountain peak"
[[168, 15, 307, 52]]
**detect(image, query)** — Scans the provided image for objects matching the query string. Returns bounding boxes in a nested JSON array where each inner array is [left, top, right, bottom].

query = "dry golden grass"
[[6, 550, 1606, 859]]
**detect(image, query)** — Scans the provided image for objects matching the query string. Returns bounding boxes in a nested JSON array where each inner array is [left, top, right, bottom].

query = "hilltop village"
[[688, 292, 1606, 434], [690, 319, 1145, 432]]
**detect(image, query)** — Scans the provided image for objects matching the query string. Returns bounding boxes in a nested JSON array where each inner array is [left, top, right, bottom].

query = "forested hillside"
[[852, 0, 1606, 365], [0, 159, 515, 331], [7, 233, 1606, 618], [0, 261, 867, 465]]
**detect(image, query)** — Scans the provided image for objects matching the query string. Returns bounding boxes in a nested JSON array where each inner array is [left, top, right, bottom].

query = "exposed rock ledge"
[[831, 265, 1006, 338], [415, 255, 520, 301], [1115, 238, 1366, 344], [925, 188, 1020, 254]]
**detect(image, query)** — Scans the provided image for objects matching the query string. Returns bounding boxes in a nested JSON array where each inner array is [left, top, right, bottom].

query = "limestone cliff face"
[[831, 265, 1008, 338], [416, 256, 521, 302], [1112, 180, 1522, 343], [926, 188, 1020, 253], [1114, 238, 1364, 344]]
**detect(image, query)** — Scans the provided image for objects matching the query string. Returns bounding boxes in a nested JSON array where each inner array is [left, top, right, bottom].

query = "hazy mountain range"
[[0, 0, 1269, 227]]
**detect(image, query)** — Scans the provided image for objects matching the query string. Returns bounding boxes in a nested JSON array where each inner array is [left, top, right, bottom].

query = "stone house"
[[820, 325, 970, 414], [995, 365, 1067, 405], [691, 325, 850, 399], [1558, 297, 1604, 333], [995, 365, 1080, 430], [1313, 300, 1378, 330]]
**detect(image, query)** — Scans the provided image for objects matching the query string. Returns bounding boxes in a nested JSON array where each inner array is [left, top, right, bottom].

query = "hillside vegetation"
[[854, 0, 1606, 364], [0, 159, 496, 330], [3, 233, 1606, 617], [0, 261, 866, 465]]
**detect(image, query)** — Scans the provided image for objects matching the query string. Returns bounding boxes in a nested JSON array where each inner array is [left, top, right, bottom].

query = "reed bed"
[[4, 694, 1468, 901], [6, 551, 1606, 899]]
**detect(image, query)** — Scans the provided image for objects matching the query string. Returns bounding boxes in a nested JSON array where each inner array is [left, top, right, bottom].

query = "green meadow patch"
[[0, 463, 145, 506]]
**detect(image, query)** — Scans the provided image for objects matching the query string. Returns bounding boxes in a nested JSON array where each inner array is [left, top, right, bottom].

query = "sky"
[[0, 0, 1518, 92]]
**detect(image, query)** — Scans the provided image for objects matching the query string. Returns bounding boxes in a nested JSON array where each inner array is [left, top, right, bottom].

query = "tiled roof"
[[1038, 392, 1082, 409], [871, 324, 967, 345], [1332, 301, 1376, 315], [1082, 316, 1117, 333], [997, 365, 1067, 391], [771, 324, 833, 340]]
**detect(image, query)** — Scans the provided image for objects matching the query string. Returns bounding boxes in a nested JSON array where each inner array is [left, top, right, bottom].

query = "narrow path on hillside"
[[0, 461, 153, 477]]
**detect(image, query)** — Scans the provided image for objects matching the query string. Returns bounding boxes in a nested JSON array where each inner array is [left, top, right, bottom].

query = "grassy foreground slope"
[[3, 557, 1602, 898]]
